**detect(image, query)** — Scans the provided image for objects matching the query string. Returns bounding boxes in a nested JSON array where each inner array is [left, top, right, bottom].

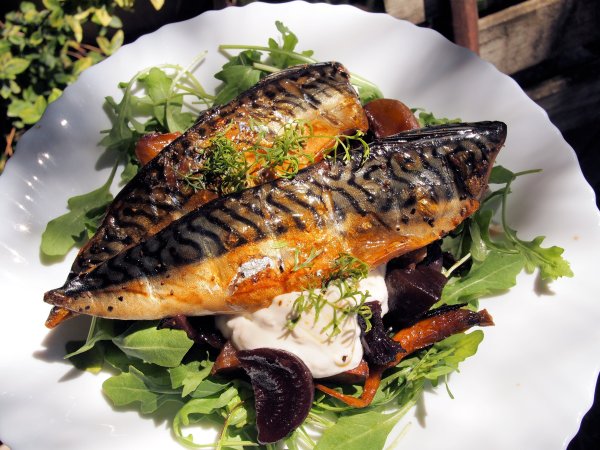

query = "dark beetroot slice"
[[421, 241, 444, 272], [384, 265, 448, 330], [386, 247, 428, 269], [237, 348, 314, 444], [187, 316, 226, 349], [358, 301, 404, 366]]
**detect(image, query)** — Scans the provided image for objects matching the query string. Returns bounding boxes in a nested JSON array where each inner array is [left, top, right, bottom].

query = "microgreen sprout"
[[249, 120, 315, 180], [181, 119, 315, 195], [324, 130, 370, 163], [292, 247, 324, 272], [180, 130, 250, 195], [326, 253, 370, 284], [286, 253, 372, 337]]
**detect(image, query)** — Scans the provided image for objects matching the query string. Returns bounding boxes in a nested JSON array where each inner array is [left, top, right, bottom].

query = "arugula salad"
[[40, 22, 572, 449]]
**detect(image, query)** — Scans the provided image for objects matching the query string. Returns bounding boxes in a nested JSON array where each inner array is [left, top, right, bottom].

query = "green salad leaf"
[[439, 166, 572, 308], [441, 251, 525, 306], [314, 408, 407, 450], [112, 321, 193, 367], [491, 166, 573, 280], [40, 162, 117, 256], [64, 317, 115, 358], [268, 21, 314, 68], [103, 370, 181, 414], [213, 21, 314, 105], [169, 360, 214, 397], [412, 108, 461, 127], [513, 234, 573, 280], [213, 52, 263, 105]]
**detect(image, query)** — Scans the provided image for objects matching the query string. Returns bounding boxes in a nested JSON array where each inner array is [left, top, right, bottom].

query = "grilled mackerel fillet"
[[44, 122, 507, 320], [46, 61, 368, 327]]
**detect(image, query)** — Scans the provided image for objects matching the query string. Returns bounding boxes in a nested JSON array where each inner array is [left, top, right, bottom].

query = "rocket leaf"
[[267, 21, 314, 69], [40, 163, 117, 256], [506, 230, 573, 280], [169, 361, 213, 397], [493, 167, 573, 280], [103, 370, 180, 414], [441, 251, 525, 306], [113, 321, 193, 367], [314, 409, 407, 450], [213, 50, 263, 105], [64, 317, 115, 358]]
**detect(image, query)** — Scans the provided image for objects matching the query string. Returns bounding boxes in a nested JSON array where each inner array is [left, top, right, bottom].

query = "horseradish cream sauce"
[[216, 265, 388, 378]]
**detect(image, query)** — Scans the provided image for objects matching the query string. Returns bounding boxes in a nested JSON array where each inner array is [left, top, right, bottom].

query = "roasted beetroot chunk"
[[237, 348, 314, 444], [358, 301, 404, 366], [385, 264, 448, 329]]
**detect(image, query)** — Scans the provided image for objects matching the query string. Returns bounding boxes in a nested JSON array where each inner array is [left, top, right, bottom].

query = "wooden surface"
[[383, 0, 425, 23], [450, 0, 480, 53], [479, 0, 599, 74], [526, 60, 600, 133]]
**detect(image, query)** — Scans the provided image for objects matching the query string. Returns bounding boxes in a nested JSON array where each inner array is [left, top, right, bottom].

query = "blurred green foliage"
[[0, 0, 164, 172]]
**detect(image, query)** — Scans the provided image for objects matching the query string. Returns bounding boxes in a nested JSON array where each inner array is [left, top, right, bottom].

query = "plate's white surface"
[[0, 2, 598, 449]]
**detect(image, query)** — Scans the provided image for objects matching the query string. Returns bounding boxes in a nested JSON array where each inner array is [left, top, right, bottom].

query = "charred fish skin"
[[44, 121, 506, 320], [68, 61, 368, 278], [45, 61, 368, 327]]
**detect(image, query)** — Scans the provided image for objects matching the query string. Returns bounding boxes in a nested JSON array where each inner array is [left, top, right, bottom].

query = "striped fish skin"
[[45, 62, 368, 327], [44, 121, 506, 320], [69, 61, 368, 278]]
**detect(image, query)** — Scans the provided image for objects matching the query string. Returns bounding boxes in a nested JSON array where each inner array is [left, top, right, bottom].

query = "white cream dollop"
[[216, 265, 388, 378]]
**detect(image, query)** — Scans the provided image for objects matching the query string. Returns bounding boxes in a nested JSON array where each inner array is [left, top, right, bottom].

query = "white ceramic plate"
[[0, 2, 598, 449]]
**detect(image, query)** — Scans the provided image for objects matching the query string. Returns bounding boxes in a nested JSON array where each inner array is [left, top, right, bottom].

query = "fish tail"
[[44, 304, 75, 328]]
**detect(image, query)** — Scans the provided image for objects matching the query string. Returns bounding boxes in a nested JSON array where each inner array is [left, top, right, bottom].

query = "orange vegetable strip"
[[316, 308, 494, 407]]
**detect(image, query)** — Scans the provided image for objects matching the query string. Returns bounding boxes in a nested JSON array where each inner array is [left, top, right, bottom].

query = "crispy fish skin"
[[46, 61, 368, 327], [69, 61, 368, 278], [44, 121, 506, 321]]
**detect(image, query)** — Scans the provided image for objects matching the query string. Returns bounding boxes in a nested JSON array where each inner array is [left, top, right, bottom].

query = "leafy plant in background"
[[0, 0, 165, 172]]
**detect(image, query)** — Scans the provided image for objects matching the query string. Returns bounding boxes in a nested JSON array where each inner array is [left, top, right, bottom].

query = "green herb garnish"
[[286, 253, 373, 337], [180, 119, 314, 195], [251, 119, 314, 179], [180, 118, 371, 197], [181, 129, 251, 196], [292, 247, 324, 272], [327, 252, 369, 283]]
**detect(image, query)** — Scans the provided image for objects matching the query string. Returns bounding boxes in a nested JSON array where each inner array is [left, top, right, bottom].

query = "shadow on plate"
[[32, 314, 92, 364]]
